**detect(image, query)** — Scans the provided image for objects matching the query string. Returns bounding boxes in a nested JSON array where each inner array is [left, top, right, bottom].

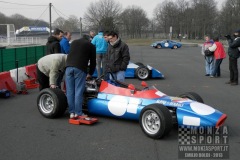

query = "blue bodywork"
[[92, 62, 164, 79], [151, 40, 182, 49], [87, 84, 225, 127]]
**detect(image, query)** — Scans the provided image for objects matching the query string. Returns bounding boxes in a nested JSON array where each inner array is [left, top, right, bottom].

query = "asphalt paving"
[[0, 45, 239, 160]]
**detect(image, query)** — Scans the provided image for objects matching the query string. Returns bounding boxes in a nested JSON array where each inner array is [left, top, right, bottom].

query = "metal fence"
[[0, 37, 46, 46], [0, 45, 46, 72]]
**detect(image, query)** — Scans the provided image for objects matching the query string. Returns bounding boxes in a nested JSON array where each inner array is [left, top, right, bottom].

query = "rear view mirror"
[[141, 81, 148, 87], [128, 84, 135, 94]]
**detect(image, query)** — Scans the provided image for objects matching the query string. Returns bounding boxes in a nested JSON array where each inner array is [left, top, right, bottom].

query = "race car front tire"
[[37, 88, 67, 118], [178, 92, 204, 103], [135, 62, 144, 67], [135, 66, 150, 80], [140, 104, 173, 139]]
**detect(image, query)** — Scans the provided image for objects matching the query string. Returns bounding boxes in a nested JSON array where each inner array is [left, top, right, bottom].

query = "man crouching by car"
[[105, 31, 130, 82], [37, 54, 67, 91]]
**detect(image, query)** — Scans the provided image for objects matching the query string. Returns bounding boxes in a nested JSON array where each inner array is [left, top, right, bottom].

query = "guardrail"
[[0, 37, 46, 46]]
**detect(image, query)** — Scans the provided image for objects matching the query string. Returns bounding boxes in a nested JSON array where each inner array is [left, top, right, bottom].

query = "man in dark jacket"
[[225, 29, 240, 85], [105, 31, 130, 82], [46, 28, 64, 55], [65, 35, 96, 118]]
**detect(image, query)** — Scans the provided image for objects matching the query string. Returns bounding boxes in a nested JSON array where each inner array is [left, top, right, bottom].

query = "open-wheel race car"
[[92, 62, 164, 80], [37, 75, 227, 139]]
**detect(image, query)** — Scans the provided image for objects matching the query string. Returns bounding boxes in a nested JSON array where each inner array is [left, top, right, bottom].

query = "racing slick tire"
[[140, 104, 173, 139], [135, 62, 144, 67], [178, 92, 204, 103], [172, 45, 178, 49], [135, 66, 150, 80], [37, 88, 67, 118], [156, 44, 162, 49]]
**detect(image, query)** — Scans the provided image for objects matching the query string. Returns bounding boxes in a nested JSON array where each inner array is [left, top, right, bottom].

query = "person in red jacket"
[[208, 36, 226, 78]]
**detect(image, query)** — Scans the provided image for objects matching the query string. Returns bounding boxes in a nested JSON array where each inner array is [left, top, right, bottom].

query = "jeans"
[[109, 71, 126, 82], [212, 59, 223, 77], [205, 56, 214, 75], [65, 67, 86, 116], [229, 57, 238, 83], [96, 54, 106, 78], [37, 66, 49, 91]]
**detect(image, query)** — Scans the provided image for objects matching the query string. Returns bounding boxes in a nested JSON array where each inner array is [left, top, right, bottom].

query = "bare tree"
[[53, 17, 66, 30], [84, 0, 122, 32], [217, 0, 240, 35], [64, 15, 79, 32], [120, 5, 149, 38]]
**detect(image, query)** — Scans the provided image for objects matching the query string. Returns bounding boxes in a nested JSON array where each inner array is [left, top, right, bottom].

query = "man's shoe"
[[210, 75, 214, 78], [205, 74, 210, 76], [231, 82, 238, 86], [225, 81, 232, 84], [74, 113, 88, 118], [70, 113, 75, 119]]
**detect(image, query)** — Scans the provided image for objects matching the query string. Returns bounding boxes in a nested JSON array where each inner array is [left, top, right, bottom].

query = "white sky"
[[0, 0, 225, 22]]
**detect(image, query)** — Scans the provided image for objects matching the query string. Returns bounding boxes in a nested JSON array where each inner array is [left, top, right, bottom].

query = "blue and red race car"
[[37, 76, 227, 139]]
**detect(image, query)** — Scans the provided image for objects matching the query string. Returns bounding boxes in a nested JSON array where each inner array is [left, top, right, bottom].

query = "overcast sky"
[[0, 0, 225, 22]]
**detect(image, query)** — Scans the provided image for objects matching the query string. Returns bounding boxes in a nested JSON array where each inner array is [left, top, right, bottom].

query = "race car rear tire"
[[173, 45, 178, 49], [135, 66, 150, 80], [37, 88, 67, 118], [178, 92, 204, 103], [140, 104, 172, 139]]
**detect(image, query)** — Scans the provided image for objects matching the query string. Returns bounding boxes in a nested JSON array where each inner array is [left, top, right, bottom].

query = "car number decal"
[[108, 96, 140, 116], [164, 43, 169, 47]]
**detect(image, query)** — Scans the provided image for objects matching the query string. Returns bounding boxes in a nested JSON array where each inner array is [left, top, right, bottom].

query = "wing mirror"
[[141, 81, 148, 87], [128, 84, 135, 94]]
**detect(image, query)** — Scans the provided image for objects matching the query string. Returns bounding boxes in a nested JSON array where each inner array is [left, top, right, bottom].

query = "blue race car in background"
[[92, 62, 164, 80], [151, 40, 182, 49]]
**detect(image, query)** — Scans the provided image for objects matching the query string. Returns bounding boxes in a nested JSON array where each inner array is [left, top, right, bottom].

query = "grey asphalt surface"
[[0, 45, 239, 160]]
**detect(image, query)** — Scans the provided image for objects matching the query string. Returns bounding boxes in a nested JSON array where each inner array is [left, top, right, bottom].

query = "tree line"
[[1, 0, 240, 40]]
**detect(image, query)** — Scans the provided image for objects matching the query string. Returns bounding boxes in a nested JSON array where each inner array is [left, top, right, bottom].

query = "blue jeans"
[[65, 67, 86, 116], [205, 56, 214, 75], [96, 54, 106, 78], [109, 71, 125, 82], [212, 59, 223, 77]]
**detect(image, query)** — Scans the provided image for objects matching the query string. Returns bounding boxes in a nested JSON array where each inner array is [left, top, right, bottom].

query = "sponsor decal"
[[156, 99, 183, 107]]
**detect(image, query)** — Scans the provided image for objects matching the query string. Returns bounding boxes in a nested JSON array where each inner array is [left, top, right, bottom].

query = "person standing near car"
[[91, 29, 108, 78], [46, 28, 64, 55], [65, 35, 96, 119], [225, 29, 240, 85], [105, 31, 130, 82], [208, 36, 226, 78], [60, 31, 71, 54], [201, 35, 214, 76]]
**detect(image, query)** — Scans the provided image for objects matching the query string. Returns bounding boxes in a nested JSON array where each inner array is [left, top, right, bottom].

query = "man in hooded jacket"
[[46, 28, 64, 55]]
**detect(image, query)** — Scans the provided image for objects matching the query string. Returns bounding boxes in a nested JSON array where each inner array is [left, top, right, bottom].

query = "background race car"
[[92, 62, 164, 80], [151, 40, 182, 49]]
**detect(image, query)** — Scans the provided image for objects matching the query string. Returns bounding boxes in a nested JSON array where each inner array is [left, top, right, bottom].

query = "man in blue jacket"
[[91, 30, 108, 78], [60, 31, 72, 54]]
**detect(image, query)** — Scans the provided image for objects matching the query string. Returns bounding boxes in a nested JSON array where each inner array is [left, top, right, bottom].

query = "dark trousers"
[[37, 66, 49, 91], [213, 59, 223, 76], [229, 57, 238, 83]]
